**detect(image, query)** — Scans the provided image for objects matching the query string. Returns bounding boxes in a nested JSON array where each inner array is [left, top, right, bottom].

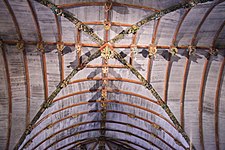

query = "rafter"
[[106, 140, 136, 150]]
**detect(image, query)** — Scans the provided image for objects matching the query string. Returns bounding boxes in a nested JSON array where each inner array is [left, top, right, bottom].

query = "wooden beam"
[[54, 14, 64, 81], [198, 54, 210, 150], [2, 39, 221, 50], [214, 58, 225, 150], [1, 42, 12, 150], [91, 141, 98, 150], [171, 8, 191, 128], [213, 20, 225, 150]]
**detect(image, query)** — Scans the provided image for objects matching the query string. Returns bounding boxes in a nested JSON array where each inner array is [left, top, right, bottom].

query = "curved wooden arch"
[[22, 100, 178, 148], [32, 99, 174, 130], [40, 128, 160, 150], [23, 119, 174, 150]]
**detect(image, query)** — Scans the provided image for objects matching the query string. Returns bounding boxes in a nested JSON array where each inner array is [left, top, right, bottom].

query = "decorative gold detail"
[[130, 44, 138, 55], [148, 44, 157, 58], [152, 123, 161, 130], [47, 124, 53, 129], [101, 44, 114, 60], [71, 114, 79, 118], [102, 67, 108, 74], [16, 40, 25, 52], [37, 42, 45, 53], [25, 125, 33, 135], [188, 45, 196, 56], [75, 43, 82, 54], [128, 113, 135, 118], [128, 25, 139, 34], [56, 42, 64, 52], [101, 89, 107, 99], [169, 46, 178, 56], [104, 20, 111, 31], [24, 140, 33, 148], [105, 0, 112, 12], [101, 102, 107, 108], [209, 47, 218, 56]]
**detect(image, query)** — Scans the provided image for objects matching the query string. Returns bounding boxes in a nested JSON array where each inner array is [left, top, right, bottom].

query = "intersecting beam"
[[59, 138, 97, 150], [3, 39, 221, 50]]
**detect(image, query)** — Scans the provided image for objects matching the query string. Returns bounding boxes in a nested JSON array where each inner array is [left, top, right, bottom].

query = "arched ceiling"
[[0, 0, 225, 150]]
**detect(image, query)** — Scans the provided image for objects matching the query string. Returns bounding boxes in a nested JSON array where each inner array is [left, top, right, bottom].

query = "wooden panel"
[[167, 50, 186, 123], [177, 3, 211, 46], [184, 50, 207, 150], [8, 0, 37, 41], [5, 45, 26, 149], [203, 55, 223, 150], [0, 45, 9, 149], [26, 45, 45, 120]]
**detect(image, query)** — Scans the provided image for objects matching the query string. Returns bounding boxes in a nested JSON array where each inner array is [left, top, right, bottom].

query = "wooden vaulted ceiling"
[[0, 0, 225, 150]]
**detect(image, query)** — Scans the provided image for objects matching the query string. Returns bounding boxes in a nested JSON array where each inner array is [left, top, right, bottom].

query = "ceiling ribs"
[[1, 41, 12, 150], [195, 2, 222, 150], [105, 141, 113, 150], [27, 119, 174, 150], [54, 14, 64, 81], [40, 128, 160, 150], [15, 0, 213, 149], [213, 20, 225, 150], [26, 109, 183, 149], [178, 9, 191, 128]]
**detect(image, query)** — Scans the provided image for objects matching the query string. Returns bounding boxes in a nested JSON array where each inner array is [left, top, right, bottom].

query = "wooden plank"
[[1, 43, 12, 150]]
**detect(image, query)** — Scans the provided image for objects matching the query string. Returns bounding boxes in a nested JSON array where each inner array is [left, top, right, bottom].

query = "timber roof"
[[0, 0, 225, 150]]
